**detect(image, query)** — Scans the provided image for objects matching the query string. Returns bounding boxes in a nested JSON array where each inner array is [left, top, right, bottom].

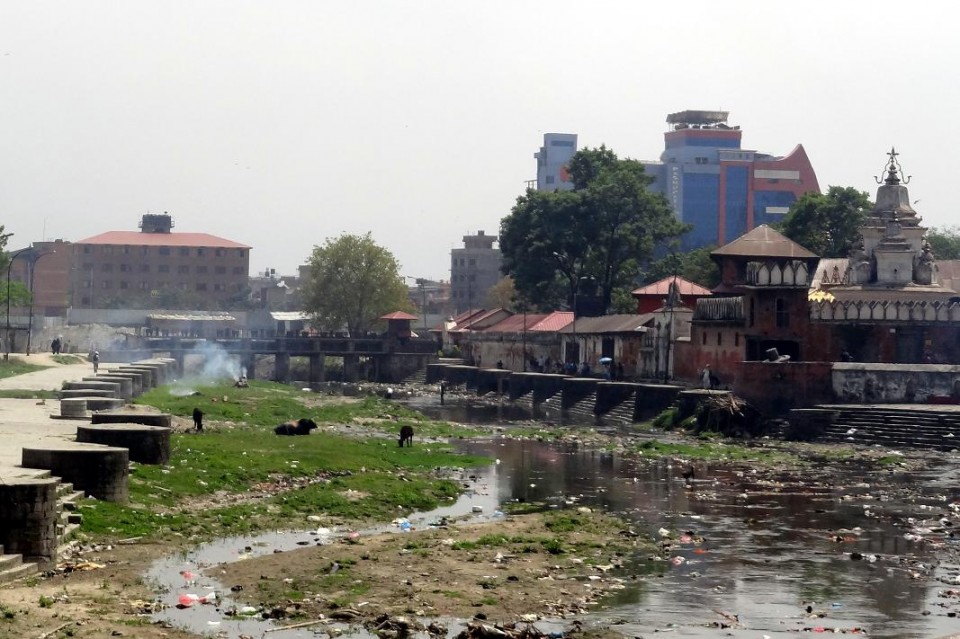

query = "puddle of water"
[[146, 463, 507, 637], [147, 395, 960, 638]]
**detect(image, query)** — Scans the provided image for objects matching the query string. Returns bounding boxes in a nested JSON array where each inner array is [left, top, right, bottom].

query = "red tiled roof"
[[631, 275, 712, 298], [380, 311, 419, 320], [530, 311, 573, 332], [76, 231, 251, 249]]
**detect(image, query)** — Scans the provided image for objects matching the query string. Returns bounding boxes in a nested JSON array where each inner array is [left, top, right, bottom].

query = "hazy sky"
[[1, 2, 956, 282]]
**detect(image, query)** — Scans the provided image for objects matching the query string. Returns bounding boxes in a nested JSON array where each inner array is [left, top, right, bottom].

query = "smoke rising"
[[170, 342, 245, 395]]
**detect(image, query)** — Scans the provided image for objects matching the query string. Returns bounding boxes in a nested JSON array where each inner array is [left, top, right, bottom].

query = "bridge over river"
[[102, 335, 438, 383]]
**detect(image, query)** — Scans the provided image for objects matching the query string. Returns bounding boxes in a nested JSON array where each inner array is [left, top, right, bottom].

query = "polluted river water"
[[148, 394, 960, 639]]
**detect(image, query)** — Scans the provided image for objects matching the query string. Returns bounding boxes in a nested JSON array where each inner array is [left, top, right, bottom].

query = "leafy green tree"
[[779, 186, 872, 258], [926, 226, 960, 260], [301, 233, 413, 335], [500, 146, 687, 313], [486, 275, 519, 311], [640, 247, 720, 289], [0, 229, 32, 309]]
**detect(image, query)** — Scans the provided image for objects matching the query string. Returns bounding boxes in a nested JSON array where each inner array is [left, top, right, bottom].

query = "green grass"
[[0, 359, 48, 379], [633, 438, 793, 463], [78, 381, 490, 540], [52, 354, 85, 365]]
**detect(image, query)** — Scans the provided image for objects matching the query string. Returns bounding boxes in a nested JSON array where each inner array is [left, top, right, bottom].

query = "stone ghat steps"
[[817, 408, 960, 450], [0, 549, 36, 585], [598, 397, 637, 425], [565, 393, 599, 423], [0, 482, 87, 585]]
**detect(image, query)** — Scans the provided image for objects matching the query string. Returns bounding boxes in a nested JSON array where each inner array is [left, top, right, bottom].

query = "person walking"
[[92, 351, 100, 374]]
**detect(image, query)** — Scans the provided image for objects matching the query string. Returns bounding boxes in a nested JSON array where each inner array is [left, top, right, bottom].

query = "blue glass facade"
[[682, 173, 719, 249], [753, 191, 798, 228], [723, 166, 749, 243]]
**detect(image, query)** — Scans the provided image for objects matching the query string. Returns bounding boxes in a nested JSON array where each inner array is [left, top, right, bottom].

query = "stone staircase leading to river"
[[0, 476, 85, 585], [812, 404, 960, 450]]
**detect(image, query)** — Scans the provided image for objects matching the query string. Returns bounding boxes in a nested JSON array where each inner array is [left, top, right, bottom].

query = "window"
[[735, 333, 740, 347], [545, 175, 555, 184], [196, 265, 208, 274], [214, 283, 225, 291], [215, 248, 225, 257], [178, 265, 189, 274], [81, 296, 90, 305], [232, 266, 244, 275], [550, 139, 574, 147], [101, 280, 111, 289], [140, 246, 149, 256], [83, 246, 91, 254], [196, 283, 207, 291], [159, 247, 171, 256], [139, 281, 148, 290], [468, 259, 476, 266], [776, 298, 790, 328], [82, 263, 94, 271], [120, 281, 128, 290], [215, 266, 226, 275], [197, 248, 206, 256], [82, 279, 92, 289], [749, 299, 755, 327], [158, 264, 169, 273], [717, 332, 722, 346], [701, 331, 706, 345], [179, 282, 189, 290], [179, 247, 190, 256], [102, 246, 112, 255], [123, 246, 131, 255], [237, 249, 245, 257], [119, 263, 131, 272], [101, 264, 113, 272], [139, 264, 150, 273]]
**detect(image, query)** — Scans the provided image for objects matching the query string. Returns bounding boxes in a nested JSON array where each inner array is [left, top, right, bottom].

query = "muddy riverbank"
[[4, 390, 960, 639]]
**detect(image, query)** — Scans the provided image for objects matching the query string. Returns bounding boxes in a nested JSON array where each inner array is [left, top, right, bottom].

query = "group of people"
[[50, 336, 65, 355]]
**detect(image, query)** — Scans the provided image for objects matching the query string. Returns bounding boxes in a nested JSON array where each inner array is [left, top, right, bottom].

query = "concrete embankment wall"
[[428, 363, 683, 423]]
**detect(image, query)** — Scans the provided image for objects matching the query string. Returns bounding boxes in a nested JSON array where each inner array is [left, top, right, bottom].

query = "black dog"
[[192, 407, 203, 432], [274, 418, 318, 436], [398, 425, 414, 447]]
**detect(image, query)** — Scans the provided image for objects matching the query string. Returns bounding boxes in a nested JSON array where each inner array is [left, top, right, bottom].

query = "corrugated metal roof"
[[556, 313, 652, 334], [530, 311, 574, 332], [482, 313, 548, 333], [456, 308, 509, 331], [693, 297, 744, 321], [271, 312, 310, 321], [147, 313, 236, 321], [76, 231, 251, 249], [711, 225, 817, 259], [631, 275, 713, 297]]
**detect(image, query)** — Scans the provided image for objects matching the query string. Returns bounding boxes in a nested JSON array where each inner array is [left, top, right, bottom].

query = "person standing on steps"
[[92, 350, 100, 374]]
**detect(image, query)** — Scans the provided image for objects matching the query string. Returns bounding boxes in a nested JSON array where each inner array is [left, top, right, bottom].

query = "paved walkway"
[[0, 354, 118, 481]]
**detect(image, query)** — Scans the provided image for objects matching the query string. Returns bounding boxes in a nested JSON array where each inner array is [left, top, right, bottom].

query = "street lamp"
[[5, 247, 31, 360], [26, 249, 55, 356]]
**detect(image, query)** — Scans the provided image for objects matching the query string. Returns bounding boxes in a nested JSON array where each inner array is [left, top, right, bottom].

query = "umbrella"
[[599, 357, 613, 364]]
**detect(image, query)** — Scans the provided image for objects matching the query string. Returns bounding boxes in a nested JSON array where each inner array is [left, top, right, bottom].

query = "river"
[[147, 395, 960, 638]]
